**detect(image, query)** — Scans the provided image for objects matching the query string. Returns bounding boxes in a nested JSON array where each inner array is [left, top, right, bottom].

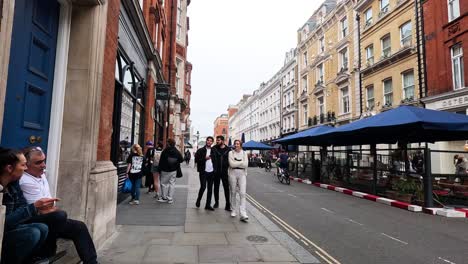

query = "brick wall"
[[97, 0, 120, 161], [424, 0, 468, 96]]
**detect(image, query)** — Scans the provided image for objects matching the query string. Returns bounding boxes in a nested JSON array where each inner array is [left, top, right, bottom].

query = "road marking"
[[346, 218, 364, 226], [315, 250, 334, 264], [380, 233, 408, 245], [288, 193, 298, 198], [321, 208, 335, 214], [301, 239, 309, 246], [246, 194, 341, 264], [438, 257, 456, 264]]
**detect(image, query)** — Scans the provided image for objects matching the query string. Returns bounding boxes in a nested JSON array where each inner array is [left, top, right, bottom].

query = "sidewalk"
[[97, 164, 320, 264]]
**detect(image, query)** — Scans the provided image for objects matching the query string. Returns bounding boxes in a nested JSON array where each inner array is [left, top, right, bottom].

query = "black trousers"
[[29, 210, 98, 264], [197, 171, 214, 207], [214, 172, 230, 207]]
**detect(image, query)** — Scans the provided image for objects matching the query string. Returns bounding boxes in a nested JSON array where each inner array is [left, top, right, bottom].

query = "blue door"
[[1, 0, 60, 153]]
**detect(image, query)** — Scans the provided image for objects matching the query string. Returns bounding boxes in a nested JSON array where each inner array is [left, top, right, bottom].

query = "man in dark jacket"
[[157, 139, 183, 204], [194, 137, 215, 210], [211, 135, 231, 210]]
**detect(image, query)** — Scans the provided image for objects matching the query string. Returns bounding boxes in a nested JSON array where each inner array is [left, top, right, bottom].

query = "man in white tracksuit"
[[228, 139, 249, 221]]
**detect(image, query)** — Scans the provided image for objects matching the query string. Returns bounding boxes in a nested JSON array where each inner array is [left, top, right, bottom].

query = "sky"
[[188, 0, 322, 138]]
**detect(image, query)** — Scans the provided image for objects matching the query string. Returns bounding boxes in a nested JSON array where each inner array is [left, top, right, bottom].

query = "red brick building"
[[214, 114, 229, 142], [423, 0, 467, 113]]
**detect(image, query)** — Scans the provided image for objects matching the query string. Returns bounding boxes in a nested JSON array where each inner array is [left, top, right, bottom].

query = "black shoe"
[[195, 199, 201, 208], [213, 202, 219, 208], [225, 206, 231, 211], [205, 206, 215, 211]]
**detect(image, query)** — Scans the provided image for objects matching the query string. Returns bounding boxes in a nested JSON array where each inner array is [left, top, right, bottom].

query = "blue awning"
[[274, 125, 335, 145], [242, 140, 274, 150]]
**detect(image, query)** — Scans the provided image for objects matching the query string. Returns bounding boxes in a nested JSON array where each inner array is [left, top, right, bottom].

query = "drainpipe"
[[166, 0, 176, 144], [356, 14, 363, 116]]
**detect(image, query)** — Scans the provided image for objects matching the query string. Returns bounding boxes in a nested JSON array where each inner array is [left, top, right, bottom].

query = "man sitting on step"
[[19, 146, 99, 264]]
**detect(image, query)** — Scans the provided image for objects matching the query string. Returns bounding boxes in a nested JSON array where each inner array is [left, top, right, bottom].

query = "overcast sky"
[[188, 0, 322, 138]]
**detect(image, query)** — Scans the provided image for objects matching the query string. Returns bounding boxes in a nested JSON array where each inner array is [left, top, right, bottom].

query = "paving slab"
[[198, 245, 262, 263], [184, 222, 237, 233], [225, 231, 279, 245], [255, 244, 297, 262], [173, 232, 229, 245], [142, 245, 198, 263]]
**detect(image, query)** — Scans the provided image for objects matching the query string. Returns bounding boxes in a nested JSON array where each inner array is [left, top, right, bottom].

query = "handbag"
[[176, 166, 183, 178], [122, 178, 132, 193]]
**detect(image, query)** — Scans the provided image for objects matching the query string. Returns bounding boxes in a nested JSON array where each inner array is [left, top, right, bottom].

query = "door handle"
[[29, 135, 37, 144], [36, 136, 42, 143]]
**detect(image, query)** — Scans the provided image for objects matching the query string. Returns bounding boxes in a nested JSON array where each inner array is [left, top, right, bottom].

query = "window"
[[451, 44, 465, 90], [366, 86, 375, 109], [319, 37, 325, 53], [317, 63, 324, 83], [341, 87, 350, 114], [303, 104, 308, 125], [176, 0, 183, 41], [176, 58, 183, 96], [381, 35, 391, 58], [364, 8, 373, 26], [302, 75, 308, 92], [317, 97, 324, 116], [339, 48, 348, 71], [402, 71, 415, 100], [340, 17, 348, 38], [448, 0, 460, 22], [383, 79, 393, 106], [366, 45, 374, 65], [380, 0, 389, 11], [303, 51, 308, 68], [400, 21, 412, 47]]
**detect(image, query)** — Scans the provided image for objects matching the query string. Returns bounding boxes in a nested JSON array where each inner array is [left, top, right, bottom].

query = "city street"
[[246, 168, 468, 264]]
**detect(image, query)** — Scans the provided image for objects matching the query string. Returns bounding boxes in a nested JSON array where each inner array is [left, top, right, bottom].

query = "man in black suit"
[[211, 135, 231, 211], [194, 137, 215, 210]]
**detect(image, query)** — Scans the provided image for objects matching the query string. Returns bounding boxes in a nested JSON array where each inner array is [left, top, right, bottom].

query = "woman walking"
[[126, 144, 144, 205], [228, 139, 249, 222], [157, 138, 183, 204]]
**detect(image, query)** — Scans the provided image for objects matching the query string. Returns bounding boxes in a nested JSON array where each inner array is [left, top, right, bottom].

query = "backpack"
[[153, 149, 162, 166]]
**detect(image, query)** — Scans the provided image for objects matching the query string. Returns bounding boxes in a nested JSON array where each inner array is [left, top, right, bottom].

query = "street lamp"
[[195, 130, 200, 150]]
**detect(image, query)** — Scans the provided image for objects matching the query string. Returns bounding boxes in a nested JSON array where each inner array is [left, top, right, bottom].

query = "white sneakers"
[[156, 198, 167, 203], [230, 211, 237, 217], [240, 215, 249, 222], [129, 200, 140, 205]]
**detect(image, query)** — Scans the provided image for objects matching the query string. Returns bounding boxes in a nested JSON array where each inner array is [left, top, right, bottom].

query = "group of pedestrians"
[[125, 138, 184, 205], [0, 147, 98, 264], [195, 136, 249, 222]]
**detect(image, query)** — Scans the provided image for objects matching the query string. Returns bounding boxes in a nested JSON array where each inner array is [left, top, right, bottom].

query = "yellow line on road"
[[246, 193, 341, 264]]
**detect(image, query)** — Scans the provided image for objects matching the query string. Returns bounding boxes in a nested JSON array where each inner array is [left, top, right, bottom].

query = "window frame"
[[340, 86, 350, 114], [448, 0, 461, 22], [402, 70, 415, 100], [381, 34, 391, 58], [340, 16, 348, 39], [451, 44, 465, 90], [366, 85, 375, 110], [382, 78, 393, 106], [399, 21, 412, 47], [366, 44, 374, 65], [364, 8, 373, 26]]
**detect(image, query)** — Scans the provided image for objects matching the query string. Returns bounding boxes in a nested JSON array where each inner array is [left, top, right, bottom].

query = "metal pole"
[[424, 146, 434, 207], [371, 144, 377, 195]]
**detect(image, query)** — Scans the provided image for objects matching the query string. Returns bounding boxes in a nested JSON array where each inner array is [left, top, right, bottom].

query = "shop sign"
[[156, 83, 170, 100], [437, 95, 468, 109]]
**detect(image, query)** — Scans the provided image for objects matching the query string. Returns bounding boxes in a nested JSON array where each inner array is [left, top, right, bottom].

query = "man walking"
[[211, 135, 231, 211], [194, 137, 215, 210]]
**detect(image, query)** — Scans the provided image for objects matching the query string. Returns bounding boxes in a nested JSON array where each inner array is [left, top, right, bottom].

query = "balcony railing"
[[378, 6, 389, 18]]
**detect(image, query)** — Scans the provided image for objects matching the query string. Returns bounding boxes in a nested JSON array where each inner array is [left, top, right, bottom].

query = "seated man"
[[20, 146, 98, 264], [0, 147, 56, 264]]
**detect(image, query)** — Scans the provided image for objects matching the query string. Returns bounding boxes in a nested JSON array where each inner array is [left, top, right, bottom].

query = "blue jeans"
[[1, 223, 48, 264], [130, 177, 142, 200]]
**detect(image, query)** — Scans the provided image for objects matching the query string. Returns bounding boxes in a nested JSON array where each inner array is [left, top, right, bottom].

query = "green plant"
[[392, 179, 420, 195]]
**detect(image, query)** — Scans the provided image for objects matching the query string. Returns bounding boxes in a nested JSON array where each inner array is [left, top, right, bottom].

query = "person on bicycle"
[[276, 150, 289, 174]]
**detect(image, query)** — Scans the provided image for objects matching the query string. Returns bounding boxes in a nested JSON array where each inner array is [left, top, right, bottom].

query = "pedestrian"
[[211, 135, 231, 211], [152, 142, 163, 199], [126, 144, 144, 205], [144, 141, 155, 194], [0, 147, 50, 263], [157, 138, 183, 204], [184, 149, 191, 165], [228, 140, 249, 222], [194, 136, 215, 210], [20, 146, 98, 264]]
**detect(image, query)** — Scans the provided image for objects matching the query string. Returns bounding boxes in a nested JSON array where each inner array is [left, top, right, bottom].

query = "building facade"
[[280, 48, 299, 137], [214, 114, 229, 141], [258, 75, 281, 142], [356, 0, 422, 117], [228, 94, 259, 143]]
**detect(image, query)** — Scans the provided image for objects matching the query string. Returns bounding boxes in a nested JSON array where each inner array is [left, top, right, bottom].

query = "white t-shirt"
[[205, 147, 214, 173], [19, 172, 52, 204]]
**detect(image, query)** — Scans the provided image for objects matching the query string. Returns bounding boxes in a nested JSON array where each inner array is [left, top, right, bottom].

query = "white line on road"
[[346, 218, 364, 226], [301, 239, 309, 246], [246, 194, 341, 264], [380, 233, 408, 245], [288, 194, 298, 198], [321, 208, 335, 214], [438, 257, 456, 264], [315, 250, 333, 264]]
